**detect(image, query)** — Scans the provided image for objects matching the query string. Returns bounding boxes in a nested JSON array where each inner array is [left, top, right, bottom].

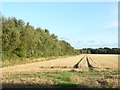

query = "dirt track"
[[0, 54, 118, 75]]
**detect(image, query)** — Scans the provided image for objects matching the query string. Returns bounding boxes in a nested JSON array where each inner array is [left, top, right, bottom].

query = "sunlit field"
[[1, 54, 119, 88]]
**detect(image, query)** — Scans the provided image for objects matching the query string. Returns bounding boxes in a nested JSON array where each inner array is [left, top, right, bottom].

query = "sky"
[[1, 2, 118, 49]]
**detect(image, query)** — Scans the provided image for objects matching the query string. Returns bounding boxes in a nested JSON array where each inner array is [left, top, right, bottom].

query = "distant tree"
[[79, 47, 120, 54]]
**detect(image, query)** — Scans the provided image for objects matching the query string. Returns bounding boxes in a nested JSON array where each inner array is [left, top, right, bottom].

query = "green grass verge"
[[6, 70, 119, 88]]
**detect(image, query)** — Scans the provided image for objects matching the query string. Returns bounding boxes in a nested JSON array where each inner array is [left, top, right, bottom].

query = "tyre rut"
[[73, 55, 100, 70]]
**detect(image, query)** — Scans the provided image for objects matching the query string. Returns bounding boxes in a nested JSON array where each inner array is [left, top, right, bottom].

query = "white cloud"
[[103, 22, 118, 29], [59, 37, 70, 40], [73, 40, 118, 49], [88, 40, 95, 43]]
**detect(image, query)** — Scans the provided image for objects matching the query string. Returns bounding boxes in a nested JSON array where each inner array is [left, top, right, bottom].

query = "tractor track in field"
[[73, 55, 95, 70], [73, 55, 86, 68], [73, 55, 113, 71], [0, 54, 117, 76]]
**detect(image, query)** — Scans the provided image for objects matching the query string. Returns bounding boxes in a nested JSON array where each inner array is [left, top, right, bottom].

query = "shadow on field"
[[2, 83, 119, 90], [2, 83, 90, 88], [73, 55, 85, 68]]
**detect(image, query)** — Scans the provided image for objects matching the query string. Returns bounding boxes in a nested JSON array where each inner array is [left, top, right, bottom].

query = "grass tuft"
[[2, 71, 119, 88]]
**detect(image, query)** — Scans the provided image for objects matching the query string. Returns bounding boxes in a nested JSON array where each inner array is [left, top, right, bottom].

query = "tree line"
[[1, 17, 79, 60], [79, 47, 120, 54]]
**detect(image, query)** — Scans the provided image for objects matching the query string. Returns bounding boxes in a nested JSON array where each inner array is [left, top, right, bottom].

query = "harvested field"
[[1, 54, 118, 74], [87, 54, 118, 71], [1, 54, 119, 88]]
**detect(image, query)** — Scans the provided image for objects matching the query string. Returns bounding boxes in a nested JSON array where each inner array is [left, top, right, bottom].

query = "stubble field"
[[1, 54, 119, 88]]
